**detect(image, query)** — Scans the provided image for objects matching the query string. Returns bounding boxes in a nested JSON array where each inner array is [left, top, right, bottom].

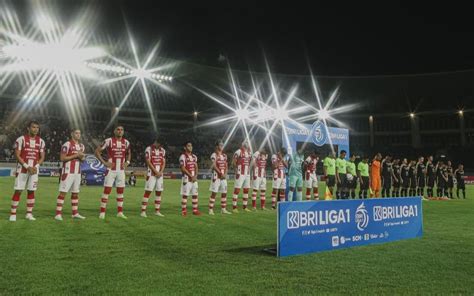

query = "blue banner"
[[283, 120, 350, 156], [278, 197, 423, 257], [80, 154, 107, 185]]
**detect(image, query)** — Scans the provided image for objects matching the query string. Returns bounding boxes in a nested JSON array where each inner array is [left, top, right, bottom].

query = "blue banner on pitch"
[[277, 197, 423, 257]]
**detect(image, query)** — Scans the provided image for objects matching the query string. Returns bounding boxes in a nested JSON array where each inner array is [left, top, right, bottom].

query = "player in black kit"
[[400, 158, 410, 197], [426, 156, 435, 198], [381, 155, 393, 197], [408, 160, 417, 196], [392, 158, 401, 197], [446, 161, 454, 199], [437, 162, 448, 197], [454, 164, 466, 199], [415, 156, 426, 197]]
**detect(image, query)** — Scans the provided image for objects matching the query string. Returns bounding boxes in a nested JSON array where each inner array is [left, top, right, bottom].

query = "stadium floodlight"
[[458, 110, 464, 116], [0, 1, 105, 128], [318, 108, 330, 120], [410, 113, 415, 118], [99, 29, 177, 132]]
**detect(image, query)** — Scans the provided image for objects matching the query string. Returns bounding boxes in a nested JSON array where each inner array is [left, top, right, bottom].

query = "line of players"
[[8, 123, 324, 221], [322, 151, 467, 200]]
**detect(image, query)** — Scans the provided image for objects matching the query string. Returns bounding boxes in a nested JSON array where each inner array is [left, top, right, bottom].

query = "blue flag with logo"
[[278, 197, 423, 257], [80, 154, 107, 185]]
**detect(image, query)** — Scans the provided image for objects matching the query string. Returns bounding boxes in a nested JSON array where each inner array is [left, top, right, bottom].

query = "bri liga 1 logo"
[[311, 120, 328, 147]]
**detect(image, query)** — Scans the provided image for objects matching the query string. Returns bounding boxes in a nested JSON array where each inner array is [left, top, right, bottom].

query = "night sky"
[[8, 1, 474, 76], [93, 1, 474, 76]]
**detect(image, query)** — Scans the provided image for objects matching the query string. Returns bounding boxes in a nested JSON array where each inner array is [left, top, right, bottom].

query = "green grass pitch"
[[0, 177, 473, 294]]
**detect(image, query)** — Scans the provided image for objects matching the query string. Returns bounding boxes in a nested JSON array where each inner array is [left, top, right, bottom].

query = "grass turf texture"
[[0, 176, 473, 294]]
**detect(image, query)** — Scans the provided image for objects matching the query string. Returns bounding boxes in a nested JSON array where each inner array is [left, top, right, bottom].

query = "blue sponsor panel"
[[283, 120, 350, 156], [0, 168, 13, 176], [278, 197, 423, 257]]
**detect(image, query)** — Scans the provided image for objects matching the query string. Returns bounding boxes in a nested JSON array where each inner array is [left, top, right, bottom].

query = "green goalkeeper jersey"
[[289, 152, 304, 178]]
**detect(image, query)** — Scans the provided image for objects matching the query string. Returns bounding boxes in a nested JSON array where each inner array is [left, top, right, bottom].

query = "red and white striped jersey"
[[100, 137, 130, 171], [305, 156, 319, 174], [61, 140, 85, 174], [211, 152, 227, 180], [180, 152, 198, 182], [253, 151, 267, 178], [271, 154, 285, 179], [233, 148, 251, 176], [145, 145, 166, 177], [14, 135, 45, 173]]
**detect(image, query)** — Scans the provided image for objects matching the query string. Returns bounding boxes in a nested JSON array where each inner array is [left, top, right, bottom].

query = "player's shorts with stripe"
[[304, 173, 318, 188], [272, 177, 286, 190], [104, 169, 126, 188], [59, 173, 81, 193], [14, 172, 39, 191], [209, 178, 227, 193], [326, 175, 336, 187], [252, 176, 266, 191], [289, 175, 303, 188], [144, 175, 164, 192], [234, 174, 251, 189], [181, 181, 199, 196]]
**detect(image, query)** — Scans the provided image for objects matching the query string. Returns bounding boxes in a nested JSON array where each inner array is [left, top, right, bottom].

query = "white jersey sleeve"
[[14, 136, 24, 151], [39, 138, 45, 153], [61, 141, 70, 154], [179, 154, 186, 167], [145, 146, 151, 161], [100, 138, 111, 150]]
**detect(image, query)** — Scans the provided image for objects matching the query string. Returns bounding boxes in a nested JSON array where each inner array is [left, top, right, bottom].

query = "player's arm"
[[145, 158, 159, 176], [95, 142, 112, 168], [194, 163, 199, 182], [60, 150, 83, 162], [391, 167, 398, 182], [211, 156, 220, 175], [180, 164, 193, 180], [14, 146, 35, 175], [223, 159, 228, 179], [335, 161, 340, 183], [124, 146, 131, 168], [357, 164, 362, 184], [160, 158, 166, 174], [323, 161, 328, 177]]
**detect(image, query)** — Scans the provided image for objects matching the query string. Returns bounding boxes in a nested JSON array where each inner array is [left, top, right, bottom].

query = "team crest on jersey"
[[311, 120, 328, 147]]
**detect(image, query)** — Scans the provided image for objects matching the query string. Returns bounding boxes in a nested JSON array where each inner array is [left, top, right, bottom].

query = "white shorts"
[[209, 178, 227, 193], [14, 172, 39, 191], [272, 177, 286, 190], [181, 181, 199, 196], [104, 169, 126, 188], [59, 173, 81, 193], [234, 174, 251, 189], [305, 173, 319, 188], [144, 175, 164, 192], [253, 177, 267, 190]]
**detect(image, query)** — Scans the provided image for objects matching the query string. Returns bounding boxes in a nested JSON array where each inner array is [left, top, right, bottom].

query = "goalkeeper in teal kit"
[[288, 148, 305, 201]]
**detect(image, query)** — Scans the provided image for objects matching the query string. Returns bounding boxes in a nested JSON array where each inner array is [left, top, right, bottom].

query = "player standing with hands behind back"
[[95, 125, 131, 220]]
